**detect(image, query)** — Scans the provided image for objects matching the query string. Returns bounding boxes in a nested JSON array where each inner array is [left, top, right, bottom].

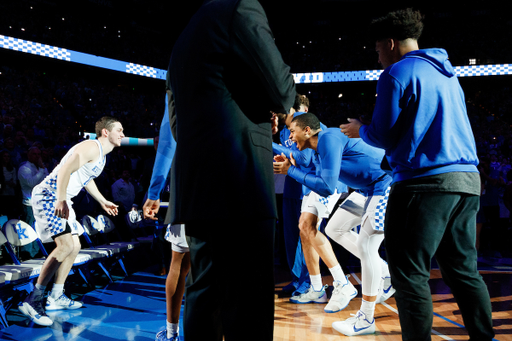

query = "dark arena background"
[[0, 0, 511, 340]]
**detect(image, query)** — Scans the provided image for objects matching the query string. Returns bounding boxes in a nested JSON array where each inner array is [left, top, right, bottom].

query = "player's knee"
[[324, 224, 335, 239], [299, 223, 316, 242], [72, 239, 81, 255], [54, 242, 75, 260]]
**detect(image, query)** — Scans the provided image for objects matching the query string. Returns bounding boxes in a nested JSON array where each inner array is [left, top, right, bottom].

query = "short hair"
[[291, 113, 320, 131], [95, 116, 119, 137], [369, 8, 424, 42], [293, 93, 310, 111]]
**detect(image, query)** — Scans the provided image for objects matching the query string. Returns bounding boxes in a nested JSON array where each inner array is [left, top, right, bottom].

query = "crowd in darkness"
[[0, 0, 511, 260]]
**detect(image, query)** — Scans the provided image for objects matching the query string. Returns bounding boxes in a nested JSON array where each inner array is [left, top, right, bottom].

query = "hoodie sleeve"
[[147, 94, 176, 200], [359, 71, 404, 150]]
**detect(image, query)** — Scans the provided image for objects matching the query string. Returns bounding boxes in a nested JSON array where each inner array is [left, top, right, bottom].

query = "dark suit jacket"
[[167, 0, 295, 224]]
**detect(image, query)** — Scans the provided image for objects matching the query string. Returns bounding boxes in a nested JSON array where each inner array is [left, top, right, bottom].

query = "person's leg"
[[184, 219, 275, 341], [19, 232, 76, 326], [385, 191, 463, 341], [323, 206, 361, 313], [158, 250, 190, 341], [434, 195, 494, 341], [299, 212, 323, 278], [332, 196, 387, 336], [282, 196, 304, 291], [354, 219, 384, 319], [46, 233, 83, 310], [38, 232, 76, 287], [183, 227, 223, 341], [170, 252, 190, 322]]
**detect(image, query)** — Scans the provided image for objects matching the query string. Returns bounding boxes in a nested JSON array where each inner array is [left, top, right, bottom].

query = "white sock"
[[167, 320, 178, 338], [360, 299, 376, 321], [310, 274, 323, 291], [329, 264, 346, 283], [51, 284, 64, 299]]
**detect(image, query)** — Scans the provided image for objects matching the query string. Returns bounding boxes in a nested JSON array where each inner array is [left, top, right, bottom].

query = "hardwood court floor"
[[274, 266, 512, 341], [0, 260, 510, 340]]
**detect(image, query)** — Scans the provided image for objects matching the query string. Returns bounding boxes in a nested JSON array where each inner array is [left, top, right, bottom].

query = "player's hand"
[[289, 152, 297, 167], [143, 198, 160, 220], [101, 201, 119, 216], [340, 118, 363, 138], [273, 153, 291, 174], [54, 200, 69, 220], [273, 153, 286, 163]]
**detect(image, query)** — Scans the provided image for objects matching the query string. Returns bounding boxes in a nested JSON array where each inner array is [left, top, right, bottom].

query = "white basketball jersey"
[[38, 139, 106, 200]]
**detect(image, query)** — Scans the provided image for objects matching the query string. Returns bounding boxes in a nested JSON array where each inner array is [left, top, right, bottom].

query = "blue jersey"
[[275, 114, 347, 196], [287, 128, 391, 197], [147, 93, 176, 200]]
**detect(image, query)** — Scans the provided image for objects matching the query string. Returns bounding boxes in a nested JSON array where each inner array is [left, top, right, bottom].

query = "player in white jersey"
[[19, 116, 124, 327]]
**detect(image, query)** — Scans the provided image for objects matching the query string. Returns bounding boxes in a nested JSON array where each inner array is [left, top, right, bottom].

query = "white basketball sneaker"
[[289, 284, 328, 304], [324, 277, 358, 313]]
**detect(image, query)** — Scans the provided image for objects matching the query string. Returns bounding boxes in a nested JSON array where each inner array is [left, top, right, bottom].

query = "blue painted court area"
[[0, 271, 184, 341]]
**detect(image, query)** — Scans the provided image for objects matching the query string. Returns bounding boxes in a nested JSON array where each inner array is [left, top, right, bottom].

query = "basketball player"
[[274, 113, 392, 335], [142, 92, 190, 341], [18, 116, 123, 326], [273, 114, 349, 303]]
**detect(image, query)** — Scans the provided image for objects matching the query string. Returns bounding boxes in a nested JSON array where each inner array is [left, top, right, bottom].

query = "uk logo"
[[16, 222, 28, 240]]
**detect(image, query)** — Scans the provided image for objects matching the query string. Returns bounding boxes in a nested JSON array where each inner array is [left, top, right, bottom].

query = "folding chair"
[[81, 215, 129, 278], [0, 229, 40, 329], [3, 219, 94, 288]]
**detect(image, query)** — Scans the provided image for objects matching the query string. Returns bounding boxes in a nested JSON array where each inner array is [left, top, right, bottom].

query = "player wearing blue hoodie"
[[341, 8, 494, 341]]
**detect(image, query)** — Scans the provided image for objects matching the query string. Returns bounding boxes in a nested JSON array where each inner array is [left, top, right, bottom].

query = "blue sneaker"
[[156, 329, 179, 341]]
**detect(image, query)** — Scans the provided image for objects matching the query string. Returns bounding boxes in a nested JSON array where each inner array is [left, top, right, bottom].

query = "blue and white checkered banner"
[[455, 64, 512, 77], [0, 34, 166, 80], [2, 34, 512, 83], [0, 34, 71, 60]]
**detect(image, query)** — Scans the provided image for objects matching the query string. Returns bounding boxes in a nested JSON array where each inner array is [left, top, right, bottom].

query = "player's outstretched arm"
[[85, 179, 118, 216]]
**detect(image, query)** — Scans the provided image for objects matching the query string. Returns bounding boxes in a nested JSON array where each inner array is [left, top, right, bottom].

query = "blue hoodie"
[[359, 48, 479, 182]]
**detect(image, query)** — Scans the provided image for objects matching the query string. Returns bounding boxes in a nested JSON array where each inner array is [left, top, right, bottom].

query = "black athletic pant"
[[385, 191, 494, 341]]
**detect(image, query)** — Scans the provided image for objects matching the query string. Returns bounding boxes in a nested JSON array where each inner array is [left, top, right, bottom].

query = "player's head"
[[96, 116, 124, 147], [289, 113, 321, 150], [369, 8, 423, 68], [96, 116, 119, 136], [293, 93, 309, 113]]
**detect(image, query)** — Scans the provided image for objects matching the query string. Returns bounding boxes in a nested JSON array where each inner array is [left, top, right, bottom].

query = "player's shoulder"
[[73, 140, 101, 159]]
